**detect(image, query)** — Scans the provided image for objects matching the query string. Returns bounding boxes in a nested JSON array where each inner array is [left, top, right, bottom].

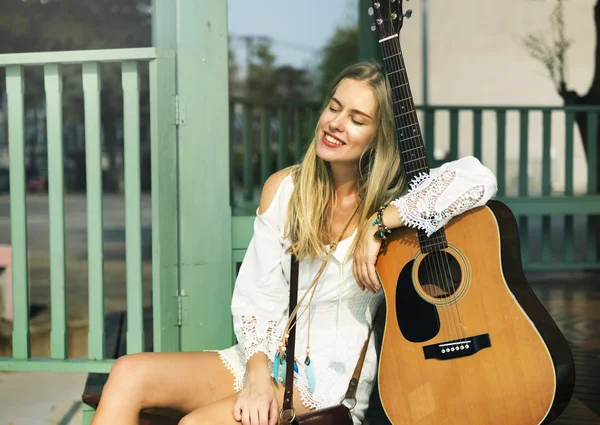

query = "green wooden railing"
[[229, 99, 600, 271], [0, 47, 178, 372]]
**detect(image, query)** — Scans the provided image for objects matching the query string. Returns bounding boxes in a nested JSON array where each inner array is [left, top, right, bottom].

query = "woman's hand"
[[353, 217, 382, 293], [233, 355, 279, 425]]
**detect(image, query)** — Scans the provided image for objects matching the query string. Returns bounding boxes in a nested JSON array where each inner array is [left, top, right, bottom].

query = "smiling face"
[[316, 78, 378, 165]]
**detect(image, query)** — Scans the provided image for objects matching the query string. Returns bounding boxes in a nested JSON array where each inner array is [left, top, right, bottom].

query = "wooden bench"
[[82, 308, 599, 425]]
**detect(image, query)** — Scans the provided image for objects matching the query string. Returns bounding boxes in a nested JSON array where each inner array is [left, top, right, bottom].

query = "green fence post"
[[175, 0, 233, 351], [6, 65, 30, 359]]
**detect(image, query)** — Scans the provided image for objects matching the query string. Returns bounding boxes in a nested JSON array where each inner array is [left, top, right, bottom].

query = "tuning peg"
[[373, 2, 380, 9], [368, 6, 374, 16], [404, 9, 413, 18], [371, 24, 377, 31]]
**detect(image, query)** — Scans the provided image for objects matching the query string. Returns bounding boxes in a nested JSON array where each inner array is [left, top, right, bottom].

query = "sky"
[[227, 0, 359, 71]]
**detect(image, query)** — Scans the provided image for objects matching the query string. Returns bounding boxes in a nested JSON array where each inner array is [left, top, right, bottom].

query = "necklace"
[[273, 203, 360, 392]]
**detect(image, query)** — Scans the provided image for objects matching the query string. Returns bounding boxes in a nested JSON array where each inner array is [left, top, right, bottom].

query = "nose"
[[328, 114, 345, 133]]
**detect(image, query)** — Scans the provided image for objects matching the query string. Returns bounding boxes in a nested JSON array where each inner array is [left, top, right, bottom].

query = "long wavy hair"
[[286, 61, 406, 261]]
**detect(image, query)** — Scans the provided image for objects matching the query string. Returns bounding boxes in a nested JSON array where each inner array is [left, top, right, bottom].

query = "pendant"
[[281, 357, 299, 386], [273, 352, 281, 382], [305, 356, 316, 392]]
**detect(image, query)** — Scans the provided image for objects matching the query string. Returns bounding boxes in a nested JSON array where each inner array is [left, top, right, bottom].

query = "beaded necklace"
[[273, 202, 360, 391]]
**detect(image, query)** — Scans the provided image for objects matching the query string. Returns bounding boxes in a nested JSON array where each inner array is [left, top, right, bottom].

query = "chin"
[[315, 140, 335, 162]]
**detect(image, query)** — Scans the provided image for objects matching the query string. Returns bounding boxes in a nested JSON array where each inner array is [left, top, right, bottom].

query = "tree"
[[235, 39, 314, 101], [318, 26, 359, 97], [522, 0, 600, 193]]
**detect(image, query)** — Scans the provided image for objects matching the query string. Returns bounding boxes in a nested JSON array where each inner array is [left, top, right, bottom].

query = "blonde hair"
[[286, 61, 406, 261]]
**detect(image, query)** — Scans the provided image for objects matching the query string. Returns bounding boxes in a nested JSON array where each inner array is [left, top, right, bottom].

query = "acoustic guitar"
[[368, 2, 576, 424]]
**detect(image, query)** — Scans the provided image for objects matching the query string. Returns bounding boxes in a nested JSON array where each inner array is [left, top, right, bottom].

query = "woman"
[[90, 61, 497, 425]]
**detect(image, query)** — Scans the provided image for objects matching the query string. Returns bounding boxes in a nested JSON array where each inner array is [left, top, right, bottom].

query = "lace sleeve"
[[391, 156, 498, 236], [230, 177, 291, 363]]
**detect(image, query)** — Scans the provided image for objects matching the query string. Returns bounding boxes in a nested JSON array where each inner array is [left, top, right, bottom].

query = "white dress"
[[216, 156, 498, 424]]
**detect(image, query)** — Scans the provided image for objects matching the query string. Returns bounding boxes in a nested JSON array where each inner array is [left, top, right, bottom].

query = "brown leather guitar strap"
[[282, 255, 373, 413]]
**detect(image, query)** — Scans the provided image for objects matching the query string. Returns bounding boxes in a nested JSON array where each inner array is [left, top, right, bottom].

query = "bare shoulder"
[[258, 167, 294, 215]]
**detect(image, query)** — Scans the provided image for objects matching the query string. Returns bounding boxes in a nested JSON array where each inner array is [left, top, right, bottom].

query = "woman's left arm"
[[353, 156, 498, 292]]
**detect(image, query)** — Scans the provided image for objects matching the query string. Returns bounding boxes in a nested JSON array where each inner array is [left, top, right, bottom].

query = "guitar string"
[[381, 21, 466, 343], [389, 37, 466, 343], [377, 7, 461, 344], [380, 35, 457, 340], [379, 35, 444, 335], [378, 20, 451, 339], [379, 29, 458, 340], [387, 31, 467, 343]]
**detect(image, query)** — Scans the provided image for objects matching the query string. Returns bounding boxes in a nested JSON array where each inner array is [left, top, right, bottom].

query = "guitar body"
[[376, 201, 575, 425], [367, 2, 574, 423]]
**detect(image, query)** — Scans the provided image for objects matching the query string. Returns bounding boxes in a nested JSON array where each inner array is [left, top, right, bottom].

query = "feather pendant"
[[281, 357, 299, 386], [281, 356, 287, 385], [273, 352, 281, 382], [305, 356, 316, 392]]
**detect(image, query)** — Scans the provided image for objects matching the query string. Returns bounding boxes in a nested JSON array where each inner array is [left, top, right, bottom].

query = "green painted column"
[[158, 0, 232, 351], [151, 0, 180, 353], [358, 0, 382, 62]]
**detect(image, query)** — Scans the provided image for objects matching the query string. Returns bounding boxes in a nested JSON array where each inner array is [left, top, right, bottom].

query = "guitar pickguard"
[[396, 260, 440, 342]]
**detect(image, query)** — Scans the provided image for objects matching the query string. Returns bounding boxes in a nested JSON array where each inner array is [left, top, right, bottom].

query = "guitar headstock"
[[369, 0, 412, 41]]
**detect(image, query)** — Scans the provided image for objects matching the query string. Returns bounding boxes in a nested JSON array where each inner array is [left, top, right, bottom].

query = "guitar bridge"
[[422, 334, 491, 360]]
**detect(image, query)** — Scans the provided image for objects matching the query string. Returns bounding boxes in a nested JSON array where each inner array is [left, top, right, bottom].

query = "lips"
[[322, 132, 345, 147]]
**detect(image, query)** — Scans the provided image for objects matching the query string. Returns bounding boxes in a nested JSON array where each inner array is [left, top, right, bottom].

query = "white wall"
[[397, 0, 596, 194]]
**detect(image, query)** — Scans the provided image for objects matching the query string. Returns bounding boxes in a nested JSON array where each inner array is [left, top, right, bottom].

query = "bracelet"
[[372, 203, 392, 240]]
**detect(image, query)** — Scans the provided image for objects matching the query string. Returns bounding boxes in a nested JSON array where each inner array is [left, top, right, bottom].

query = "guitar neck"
[[380, 36, 447, 251], [380, 37, 430, 182]]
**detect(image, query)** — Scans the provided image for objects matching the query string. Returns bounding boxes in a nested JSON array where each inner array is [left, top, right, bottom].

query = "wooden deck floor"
[[528, 271, 600, 424]]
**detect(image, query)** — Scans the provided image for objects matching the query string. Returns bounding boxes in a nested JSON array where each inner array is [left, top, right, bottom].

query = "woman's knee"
[[178, 415, 198, 425], [105, 353, 152, 391]]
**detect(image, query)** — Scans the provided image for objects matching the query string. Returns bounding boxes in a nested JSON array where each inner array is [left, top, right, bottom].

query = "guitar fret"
[[401, 146, 425, 154], [404, 157, 427, 165], [418, 228, 449, 251], [383, 52, 402, 60], [396, 110, 415, 118], [407, 165, 429, 175], [397, 123, 419, 131], [399, 134, 422, 143], [393, 96, 412, 104], [387, 68, 405, 75]]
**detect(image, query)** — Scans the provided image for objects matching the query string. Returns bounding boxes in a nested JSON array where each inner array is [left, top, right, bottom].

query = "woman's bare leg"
[[179, 381, 312, 425], [90, 351, 235, 425]]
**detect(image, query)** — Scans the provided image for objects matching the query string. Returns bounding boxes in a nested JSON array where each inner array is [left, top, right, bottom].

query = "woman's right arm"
[[231, 169, 292, 425]]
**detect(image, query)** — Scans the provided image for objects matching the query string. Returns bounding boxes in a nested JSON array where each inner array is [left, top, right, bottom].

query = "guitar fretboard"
[[380, 36, 448, 252]]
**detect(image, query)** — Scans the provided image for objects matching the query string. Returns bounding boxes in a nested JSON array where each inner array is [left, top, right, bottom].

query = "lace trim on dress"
[[391, 170, 485, 237], [294, 372, 342, 410], [239, 315, 279, 360], [217, 348, 339, 410], [217, 351, 244, 392]]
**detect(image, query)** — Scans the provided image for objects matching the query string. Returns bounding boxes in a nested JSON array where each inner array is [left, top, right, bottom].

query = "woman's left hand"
[[353, 220, 382, 293]]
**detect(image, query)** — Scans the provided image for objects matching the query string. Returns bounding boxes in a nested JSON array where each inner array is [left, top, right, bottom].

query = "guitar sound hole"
[[417, 251, 462, 299]]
